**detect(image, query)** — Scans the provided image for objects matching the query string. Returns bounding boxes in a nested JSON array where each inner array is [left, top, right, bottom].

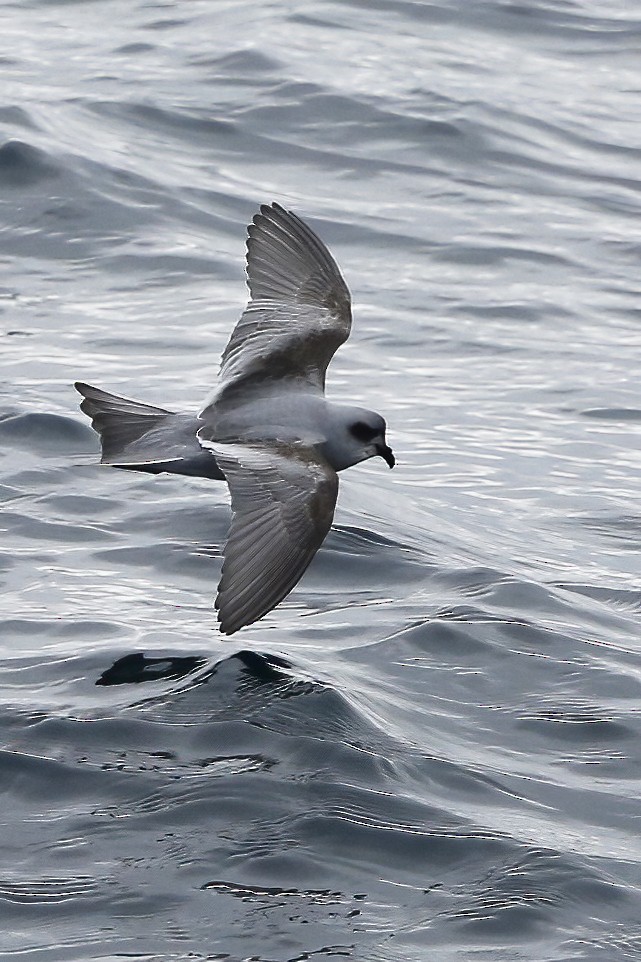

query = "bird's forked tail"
[[74, 381, 174, 465]]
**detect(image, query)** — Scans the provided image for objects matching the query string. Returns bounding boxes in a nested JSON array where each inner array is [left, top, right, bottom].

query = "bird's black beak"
[[377, 443, 396, 469]]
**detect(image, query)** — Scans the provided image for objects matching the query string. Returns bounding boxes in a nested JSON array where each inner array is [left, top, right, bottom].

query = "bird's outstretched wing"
[[200, 438, 339, 634], [202, 203, 352, 414]]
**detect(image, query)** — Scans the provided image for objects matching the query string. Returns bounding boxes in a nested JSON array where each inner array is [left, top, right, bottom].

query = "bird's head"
[[348, 411, 395, 469], [321, 406, 394, 472]]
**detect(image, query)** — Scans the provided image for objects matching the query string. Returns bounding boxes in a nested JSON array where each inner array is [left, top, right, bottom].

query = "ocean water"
[[1, 1, 641, 959]]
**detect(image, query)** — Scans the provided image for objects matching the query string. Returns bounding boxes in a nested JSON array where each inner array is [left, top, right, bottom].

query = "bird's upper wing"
[[200, 438, 339, 635], [202, 203, 352, 415]]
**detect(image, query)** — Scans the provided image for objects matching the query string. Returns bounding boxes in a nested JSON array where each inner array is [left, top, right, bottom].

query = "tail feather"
[[74, 382, 174, 463]]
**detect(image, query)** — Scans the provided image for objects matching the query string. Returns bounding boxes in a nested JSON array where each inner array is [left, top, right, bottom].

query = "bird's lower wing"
[[201, 438, 339, 635]]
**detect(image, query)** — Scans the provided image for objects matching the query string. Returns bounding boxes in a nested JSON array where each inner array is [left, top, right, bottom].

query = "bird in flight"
[[76, 203, 394, 634]]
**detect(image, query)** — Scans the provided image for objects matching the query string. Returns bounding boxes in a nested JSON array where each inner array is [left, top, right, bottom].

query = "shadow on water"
[[97, 647, 301, 689], [96, 650, 208, 686]]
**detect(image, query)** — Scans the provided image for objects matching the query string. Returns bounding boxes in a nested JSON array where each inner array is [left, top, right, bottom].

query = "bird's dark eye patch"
[[350, 420, 378, 443]]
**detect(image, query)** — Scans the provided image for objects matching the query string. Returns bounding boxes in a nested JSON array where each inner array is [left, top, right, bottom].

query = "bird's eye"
[[351, 421, 378, 443]]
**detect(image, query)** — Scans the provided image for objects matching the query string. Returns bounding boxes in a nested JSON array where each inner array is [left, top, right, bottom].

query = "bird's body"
[[76, 203, 394, 634]]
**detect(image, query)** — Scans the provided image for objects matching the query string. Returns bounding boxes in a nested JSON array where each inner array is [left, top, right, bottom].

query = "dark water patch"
[[193, 47, 282, 76], [431, 242, 573, 268], [44, 493, 120, 517], [114, 42, 157, 54], [582, 407, 641, 421], [84, 331, 207, 352], [0, 140, 60, 187], [451, 301, 543, 323], [337, 0, 455, 26], [145, 17, 191, 31], [88, 99, 235, 142], [0, 106, 39, 131], [0, 412, 94, 451]]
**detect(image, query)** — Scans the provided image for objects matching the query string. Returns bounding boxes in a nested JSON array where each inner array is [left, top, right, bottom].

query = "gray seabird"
[[76, 202, 395, 634]]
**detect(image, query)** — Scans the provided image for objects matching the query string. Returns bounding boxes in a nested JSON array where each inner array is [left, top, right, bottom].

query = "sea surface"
[[1, 1, 641, 960]]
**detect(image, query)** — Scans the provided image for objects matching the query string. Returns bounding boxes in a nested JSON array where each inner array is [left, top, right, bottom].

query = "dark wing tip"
[[214, 592, 235, 635], [249, 201, 293, 240], [216, 614, 236, 635], [257, 200, 286, 217], [259, 200, 284, 216]]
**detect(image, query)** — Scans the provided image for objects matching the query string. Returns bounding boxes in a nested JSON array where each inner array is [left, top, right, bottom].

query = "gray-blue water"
[[1, 1, 641, 959]]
